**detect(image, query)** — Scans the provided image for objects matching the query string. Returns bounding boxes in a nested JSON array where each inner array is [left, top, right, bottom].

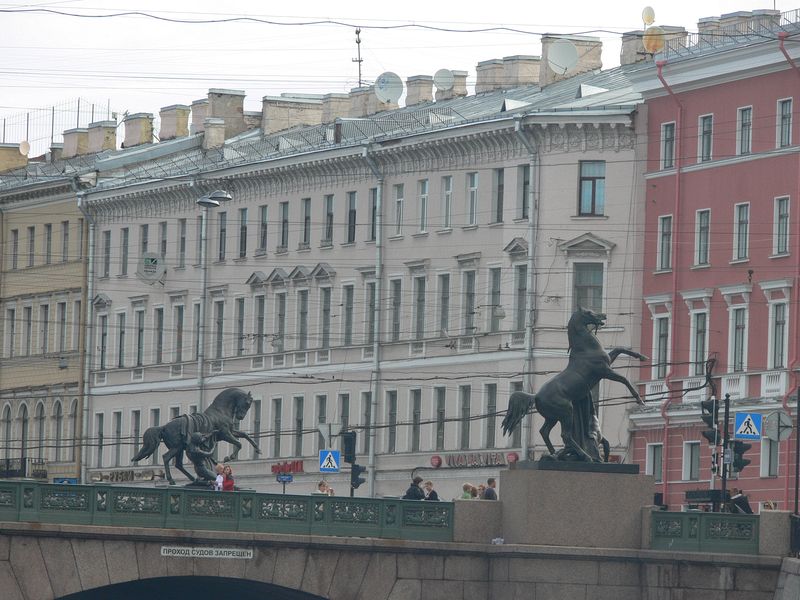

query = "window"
[[361, 392, 371, 455], [441, 176, 452, 228], [193, 302, 200, 360], [131, 410, 141, 464], [272, 398, 282, 457], [320, 288, 331, 349], [578, 161, 605, 216], [413, 276, 426, 340], [293, 397, 304, 457], [346, 191, 357, 243], [338, 393, 349, 432], [435, 387, 446, 450], [27, 226, 35, 267], [302, 198, 311, 247], [53, 402, 63, 462], [56, 302, 67, 353], [73, 300, 81, 352], [390, 279, 402, 342], [734, 203, 749, 260], [573, 263, 603, 312], [463, 270, 476, 334], [731, 307, 747, 372], [653, 315, 669, 379], [154, 307, 164, 364], [492, 168, 504, 222], [212, 301, 223, 359], [116, 312, 126, 367], [699, 115, 713, 162], [279, 202, 289, 249], [695, 209, 710, 266], [78, 218, 84, 259], [775, 196, 790, 255], [489, 267, 502, 333], [35, 404, 45, 460], [101, 230, 111, 277], [95, 413, 104, 468], [438, 274, 450, 337], [737, 107, 752, 155], [195, 214, 203, 263], [140, 224, 149, 256], [174, 305, 184, 363], [297, 290, 309, 350], [690, 312, 708, 376], [387, 390, 397, 453], [255, 295, 265, 354], [217, 212, 227, 260], [466, 172, 478, 226], [510, 381, 523, 446], [23, 306, 33, 356], [770, 302, 787, 369], [258, 205, 268, 252], [135, 310, 145, 366], [61, 221, 69, 262], [411, 389, 421, 452], [342, 285, 354, 345], [682, 442, 700, 481], [365, 282, 375, 346], [485, 383, 497, 448], [761, 438, 779, 477], [39, 304, 49, 355], [778, 98, 793, 148], [177, 219, 186, 267], [238, 208, 248, 258], [518, 165, 530, 219], [316, 395, 327, 451], [515, 265, 527, 334], [418, 179, 428, 232], [5, 309, 15, 358], [657, 216, 672, 271], [459, 385, 471, 449], [275, 293, 286, 352], [323, 195, 334, 244], [120, 227, 129, 276], [368, 190, 377, 242], [98, 314, 108, 369], [44, 223, 52, 264], [661, 122, 675, 169], [393, 184, 404, 235], [646, 443, 663, 482], [113, 411, 122, 466], [235, 298, 245, 356], [10, 229, 18, 269], [159, 221, 167, 257]]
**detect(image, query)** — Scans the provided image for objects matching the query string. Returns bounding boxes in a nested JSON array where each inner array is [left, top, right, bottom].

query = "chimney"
[[502, 56, 541, 89], [719, 10, 753, 34], [208, 88, 246, 138], [202, 117, 226, 150], [261, 95, 323, 135], [122, 113, 154, 148], [49, 143, 64, 163], [191, 99, 208, 134], [322, 93, 350, 123], [405, 75, 433, 106], [0, 143, 28, 173], [159, 104, 190, 140], [244, 111, 261, 131], [540, 34, 602, 88], [435, 70, 468, 102], [475, 59, 504, 93], [62, 127, 89, 158], [348, 87, 371, 118], [87, 120, 116, 153]]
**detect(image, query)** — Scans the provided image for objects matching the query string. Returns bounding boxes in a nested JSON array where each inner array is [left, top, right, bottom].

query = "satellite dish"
[[642, 6, 656, 26], [374, 72, 403, 104], [433, 68, 455, 91], [547, 39, 578, 75], [643, 25, 666, 54], [19, 140, 30, 156]]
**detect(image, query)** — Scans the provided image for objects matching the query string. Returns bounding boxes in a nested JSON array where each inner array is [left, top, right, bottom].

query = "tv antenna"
[[352, 28, 363, 87]]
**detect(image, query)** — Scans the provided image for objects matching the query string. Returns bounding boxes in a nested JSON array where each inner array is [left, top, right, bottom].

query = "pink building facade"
[[629, 10, 800, 511]]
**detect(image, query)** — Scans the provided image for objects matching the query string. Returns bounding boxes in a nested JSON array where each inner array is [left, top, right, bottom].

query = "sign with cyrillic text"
[[160, 546, 253, 559]]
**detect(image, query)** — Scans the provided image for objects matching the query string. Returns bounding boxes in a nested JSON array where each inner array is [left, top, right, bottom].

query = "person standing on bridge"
[[222, 464, 235, 491], [402, 476, 425, 500]]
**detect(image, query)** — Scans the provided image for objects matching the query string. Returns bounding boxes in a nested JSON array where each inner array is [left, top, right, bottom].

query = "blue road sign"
[[734, 412, 763, 440], [319, 449, 340, 473], [276, 473, 293, 484]]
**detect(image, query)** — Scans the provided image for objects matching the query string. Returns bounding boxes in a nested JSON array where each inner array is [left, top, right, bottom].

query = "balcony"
[[721, 374, 746, 400], [645, 381, 669, 403], [682, 378, 707, 404], [761, 371, 787, 399]]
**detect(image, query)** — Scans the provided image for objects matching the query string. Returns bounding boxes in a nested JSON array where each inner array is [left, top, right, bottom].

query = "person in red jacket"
[[222, 464, 235, 491]]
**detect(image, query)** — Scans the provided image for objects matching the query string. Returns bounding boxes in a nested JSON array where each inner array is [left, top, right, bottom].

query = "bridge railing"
[[0, 481, 454, 542], [651, 511, 759, 555]]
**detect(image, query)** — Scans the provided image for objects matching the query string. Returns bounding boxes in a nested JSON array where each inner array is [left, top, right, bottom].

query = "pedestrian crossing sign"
[[319, 450, 340, 473], [734, 412, 763, 441]]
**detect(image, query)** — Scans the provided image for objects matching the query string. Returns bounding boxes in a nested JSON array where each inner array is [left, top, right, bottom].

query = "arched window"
[[2, 406, 11, 460], [35, 403, 45, 461], [69, 399, 78, 462], [19, 404, 29, 460], [53, 401, 63, 462]]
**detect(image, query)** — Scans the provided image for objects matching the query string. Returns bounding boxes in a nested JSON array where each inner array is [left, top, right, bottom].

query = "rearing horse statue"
[[502, 307, 647, 462]]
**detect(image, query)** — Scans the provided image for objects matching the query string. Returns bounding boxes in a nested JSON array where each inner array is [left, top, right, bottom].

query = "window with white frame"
[[466, 172, 478, 226], [293, 396, 304, 456], [699, 115, 713, 162], [346, 191, 357, 243], [98, 313, 108, 369], [653, 315, 670, 379], [297, 289, 309, 350], [302, 198, 311, 246], [438, 274, 450, 337], [690, 311, 708, 376], [389, 279, 401, 342], [212, 301, 223, 360], [435, 387, 446, 450], [258, 205, 268, 252], [393, 184, 404, 236], [413, 276, 426, 340], [578, 161, 605, 216], [411, 389, 421, 452], [361, 391, 372, 455], [23, 306, 32, 356], [61, 221, 69, 263], [760, 437, 779, 477], [323, 195, 334, 244], [217, 212, 227, 261], [695, 209, 710, 266], [489, 267, 502, 333], [238, 208, 248, 258], [459, 384, 471, 449], [733, 203, 749, 261], [44, 223, 52, 264], [492, 168, 504, 222], [177, 219, 186, 267], [573, 263, 603, 312], [235, 297, 245, 356], [27, 226, 35, 267], [462, 270, 476, 334], [515, 264, 528, 334], [57, 302, 67, 353], [38, 304, 49, 355], [195, 215, 203, 263], [774, 196, 790, 255], [174, 304, 184, 363], [342, 285, 354, 346], [418, 179, 428, 232], [154, 306, 165, 364], [682, 441, 701, 481], [730, 306, 747, 372], [10, 229, 18, 269], [661, 122, 675, 169], [135, 309, 145, 366], [518, 164, 530, 219], [770, 302, 787, 369], [485, 383, 497, 448], [320, 287, 331, 349], [272, 398, 282, 457], [367, 189, 377, 242], [5, 308, 16, 358], [646, 443, 663, 482], [657, 215, 672, 271], [255, 295, 266, 354], [315, 395, 326, 451], [101, 230, 111, 278], [116, 312, 126, 368], [737, 106, 752, 155], [364, 283, 375, 346], [279, 202, 289, 249], [387, 390, 397, 453], [441, 176, 452, 228], [777, 98, 792, 148], [159, 221, 167, 257], [275, 292, 286, 352]]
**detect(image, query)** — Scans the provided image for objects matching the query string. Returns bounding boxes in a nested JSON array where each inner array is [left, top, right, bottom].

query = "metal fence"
[[0, 458, 47, 480], [651, 511, 759, 555]]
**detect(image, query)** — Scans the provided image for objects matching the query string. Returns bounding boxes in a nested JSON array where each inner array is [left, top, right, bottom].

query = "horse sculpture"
[[501, 307, 647, 462], [132, 387, 260, 484]]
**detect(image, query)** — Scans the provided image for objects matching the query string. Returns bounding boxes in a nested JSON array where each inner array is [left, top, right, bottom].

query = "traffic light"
[[350, 463, 367, 490], [341, 431, 357, 464], [732, 441, 752, 473], [700, 397, 719, 445]]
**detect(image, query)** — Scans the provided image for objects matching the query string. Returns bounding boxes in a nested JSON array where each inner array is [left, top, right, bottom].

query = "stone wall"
[[774, 558, 800, 600]]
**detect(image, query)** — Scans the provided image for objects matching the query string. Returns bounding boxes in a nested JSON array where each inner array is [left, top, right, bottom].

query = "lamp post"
[[196, 190, 232, 411]]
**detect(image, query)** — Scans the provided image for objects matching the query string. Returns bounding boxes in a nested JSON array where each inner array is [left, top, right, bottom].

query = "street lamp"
[[196, 190, 232, 411]]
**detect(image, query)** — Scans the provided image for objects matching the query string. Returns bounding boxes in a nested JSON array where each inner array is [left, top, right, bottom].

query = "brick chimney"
[[87, 120, 116, 153], [261, 95, 323, 135], [348, 87, 371, 118], [406, 75, 433, 106], [435, 70, 468, 102], [322, 93, 350, 123], [502, 56, 541, 89], [475, 59, 504, 93], [49, 143, 63, 163], [191, 99, 208, 134], [208, 88, 246, 138], [202, 117, 226, 150], [62, 127, 89, 158], [0, 143, 27, 173], [540, 35, 602, 88], [159, 104, 190, 140], [122, 113, 154, 148]]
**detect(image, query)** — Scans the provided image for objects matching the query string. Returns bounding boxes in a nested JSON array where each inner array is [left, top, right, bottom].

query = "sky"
[[0, 0, 790, 153]]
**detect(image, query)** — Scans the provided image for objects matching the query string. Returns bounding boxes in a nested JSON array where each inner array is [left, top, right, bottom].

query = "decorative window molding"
[[680, 288, 714, 311], [719, 284, 752, 307], [644, 293, 672, 317], [311, 262, 336, 281], [759, 279, 792, 303], [455, 252, 481, 269], [503, 237, 528, 260], [558, 232, 616, 260], [246, 271, 268, 287]]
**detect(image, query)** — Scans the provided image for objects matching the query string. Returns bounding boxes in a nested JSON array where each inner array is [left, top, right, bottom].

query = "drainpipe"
[[656, 60, 683, 507], [514, 116, 539, 461], [362, 145, 383, 498], [77, 192, 95, 485]]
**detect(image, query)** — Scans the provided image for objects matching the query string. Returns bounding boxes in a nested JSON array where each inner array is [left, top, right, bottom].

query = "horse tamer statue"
[[132, 387, 260, 484], [502, 307, 647, 462]]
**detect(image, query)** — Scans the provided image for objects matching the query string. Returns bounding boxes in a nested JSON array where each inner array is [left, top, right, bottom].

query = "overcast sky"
[[0, 0, 789, 151]]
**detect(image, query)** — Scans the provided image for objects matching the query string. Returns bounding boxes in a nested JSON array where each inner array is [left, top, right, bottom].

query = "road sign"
[[765, 411, 794, 442], [734, 412, 763, 440], [275, 473, 293, 483], [319, 450, 340, 473]]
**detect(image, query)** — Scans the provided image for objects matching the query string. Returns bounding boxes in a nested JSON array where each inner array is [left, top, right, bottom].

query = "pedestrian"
[[483, 477, 498, 500], [477, 484, 486, 499], [214, 463, 224, 491], [315, 480, 334, 496], [423, 480, 439, 501], [402, 476, 425, 500], [222, 464, 235, 491], [460, 483, 474, 499]]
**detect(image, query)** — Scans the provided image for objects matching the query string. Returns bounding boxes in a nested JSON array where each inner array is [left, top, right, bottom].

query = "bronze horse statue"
[[132, 387, 260, 484], [502, 307, 647, 462]]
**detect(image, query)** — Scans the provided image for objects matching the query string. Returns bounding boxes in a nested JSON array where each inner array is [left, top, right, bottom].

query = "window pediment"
[[265, 268, 289, 287], [404, 259, 429, 274], [504, 237, 528, 259], [246, 271, 268, 287], [455, 252, 481, 269], [558, 233, 615, 258], [311, 263, 336, 281], [93, 293, 112, 309], [289, 266, 311, 285]]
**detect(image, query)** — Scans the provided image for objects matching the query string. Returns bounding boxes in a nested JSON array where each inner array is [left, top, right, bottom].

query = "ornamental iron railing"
[[651, 510, 759, 555], [0, 480, 454, 542]]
